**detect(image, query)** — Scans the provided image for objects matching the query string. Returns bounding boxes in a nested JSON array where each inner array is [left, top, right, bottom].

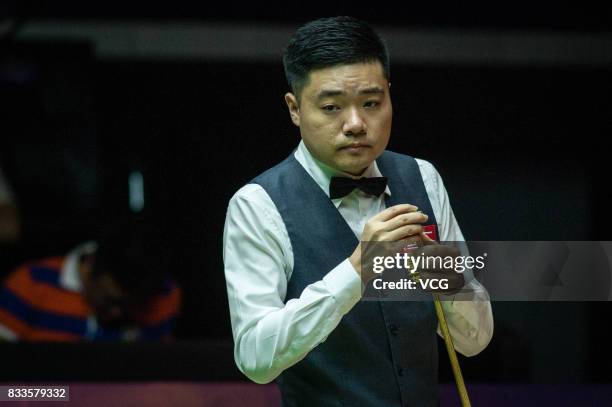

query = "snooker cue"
[[433, 293, 472, 407], [406, 246, 472, 407]]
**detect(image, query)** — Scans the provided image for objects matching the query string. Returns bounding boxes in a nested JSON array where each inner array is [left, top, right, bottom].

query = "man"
[[0, 223, 181, 341], [223, 16, 493, 406]]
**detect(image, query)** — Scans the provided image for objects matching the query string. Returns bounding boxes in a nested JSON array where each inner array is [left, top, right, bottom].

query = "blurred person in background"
[[0, 221, 181, 341]]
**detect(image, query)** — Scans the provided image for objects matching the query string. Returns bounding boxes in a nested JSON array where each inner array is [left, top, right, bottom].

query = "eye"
[[364, 101, 380, 108], [321, 105, 340, 112]]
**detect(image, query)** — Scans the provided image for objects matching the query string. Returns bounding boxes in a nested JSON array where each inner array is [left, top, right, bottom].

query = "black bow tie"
[[329, 176, 388, 199]]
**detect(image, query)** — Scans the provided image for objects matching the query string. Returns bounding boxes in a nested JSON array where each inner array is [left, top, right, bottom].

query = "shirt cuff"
[[322, 258, 363, 316], [440, 290, 490, 343]]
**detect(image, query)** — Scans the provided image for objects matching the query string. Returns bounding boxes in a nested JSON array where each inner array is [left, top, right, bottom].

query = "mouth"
[[339, 143, 370, 152]]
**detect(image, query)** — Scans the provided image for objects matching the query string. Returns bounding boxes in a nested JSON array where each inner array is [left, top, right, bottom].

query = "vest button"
[[389, 324, 398, 335]]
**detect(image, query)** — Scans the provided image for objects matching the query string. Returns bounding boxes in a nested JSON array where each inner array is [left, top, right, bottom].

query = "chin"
[[342, 161, 373, 175], [332, 151, 377, 174]]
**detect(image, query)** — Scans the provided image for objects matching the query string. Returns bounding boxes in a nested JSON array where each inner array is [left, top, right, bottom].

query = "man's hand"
[[349, 204, 428, 280], [410, 239, 465, 295]]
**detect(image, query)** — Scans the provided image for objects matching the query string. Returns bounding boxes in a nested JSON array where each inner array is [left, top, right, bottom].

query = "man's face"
[[285, 61, 392, 176], [84, 273, 131, 328]]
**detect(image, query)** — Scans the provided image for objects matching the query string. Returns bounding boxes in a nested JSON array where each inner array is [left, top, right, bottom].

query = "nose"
[[342, 106, 367, 136]]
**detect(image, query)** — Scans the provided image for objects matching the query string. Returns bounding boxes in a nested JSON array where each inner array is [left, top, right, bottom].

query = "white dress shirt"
[[223, 141, 493, 384]]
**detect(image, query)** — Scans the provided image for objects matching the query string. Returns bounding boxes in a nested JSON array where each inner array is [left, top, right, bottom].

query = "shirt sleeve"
[[417, 159, 494, 357], [223, 184, 362, 384], [0, 266, 37, 341], [138, 281, 182, 340]]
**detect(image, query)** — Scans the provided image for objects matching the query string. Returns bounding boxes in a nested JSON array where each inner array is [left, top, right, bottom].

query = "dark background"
[[1, 3, 611, 385]]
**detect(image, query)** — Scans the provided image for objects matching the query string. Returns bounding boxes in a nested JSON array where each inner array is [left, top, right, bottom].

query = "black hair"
[[91, 219, 172, 306], [283, 16, 390, 100]]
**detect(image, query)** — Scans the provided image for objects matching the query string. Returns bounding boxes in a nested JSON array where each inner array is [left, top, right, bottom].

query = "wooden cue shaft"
[[433, 293, 472, 407], [405, 246, 471, 407]]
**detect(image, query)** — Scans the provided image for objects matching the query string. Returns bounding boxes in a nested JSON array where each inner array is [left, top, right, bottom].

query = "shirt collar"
[[60, 241, 98, 292], [293, 140, 391, 207]]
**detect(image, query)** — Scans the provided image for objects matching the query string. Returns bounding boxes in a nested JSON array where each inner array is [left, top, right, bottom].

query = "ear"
[[284, 92, 300, 127]]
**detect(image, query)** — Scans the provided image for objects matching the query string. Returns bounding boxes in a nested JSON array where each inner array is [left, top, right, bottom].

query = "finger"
[[373, 204, 419, 222], [420, 244, 460, 258], [420, 231, 438, 245], [382, 211, 429, 232], [384, 224, 424, 241], [417, 272, 465, 292]]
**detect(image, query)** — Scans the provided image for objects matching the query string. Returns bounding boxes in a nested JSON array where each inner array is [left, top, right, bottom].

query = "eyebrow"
[[316, 89, 345, 100], [359, 86, 385, 95], [315, 86, 385, 100]]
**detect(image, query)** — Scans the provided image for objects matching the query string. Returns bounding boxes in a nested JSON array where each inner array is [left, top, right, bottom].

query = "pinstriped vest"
[[252, 150, 439, 407]]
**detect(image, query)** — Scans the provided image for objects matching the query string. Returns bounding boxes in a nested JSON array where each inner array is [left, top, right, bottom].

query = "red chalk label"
[[423, 224, 438, 241]]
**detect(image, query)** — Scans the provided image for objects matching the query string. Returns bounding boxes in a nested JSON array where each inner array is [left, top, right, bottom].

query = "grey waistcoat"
[[251, 150, 439, 407]]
